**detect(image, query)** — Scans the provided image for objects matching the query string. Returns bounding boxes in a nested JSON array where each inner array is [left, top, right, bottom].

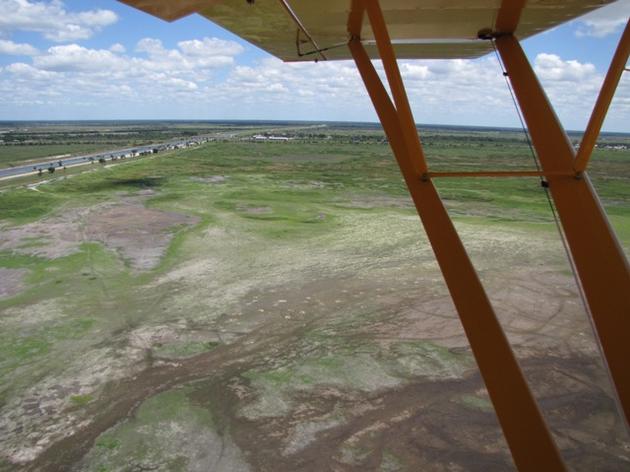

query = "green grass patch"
[[0, 335, 50, 364], [459, 394, 493, 411], [96, 436, 121, 450], [0, 189, 59, 223], [83, 386, 219, 471], [0, 316, 96, 376], [0, 243, 126, 310], [0, 144, 111, 167], [70, 394, 94, 407], [49, 317, 96, 340]]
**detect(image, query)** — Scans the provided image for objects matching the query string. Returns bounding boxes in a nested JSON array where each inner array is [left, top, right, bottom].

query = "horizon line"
[[0, 119, 628, 136]]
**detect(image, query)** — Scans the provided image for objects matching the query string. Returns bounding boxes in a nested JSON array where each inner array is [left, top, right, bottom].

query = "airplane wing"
[[119, 0, 615, 61]]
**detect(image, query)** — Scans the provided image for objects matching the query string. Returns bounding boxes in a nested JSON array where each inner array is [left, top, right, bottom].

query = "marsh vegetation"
[[0, 122, 628, 471]]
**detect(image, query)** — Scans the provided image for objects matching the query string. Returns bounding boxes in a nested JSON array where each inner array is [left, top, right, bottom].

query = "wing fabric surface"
[[119, 0, 614, 60]]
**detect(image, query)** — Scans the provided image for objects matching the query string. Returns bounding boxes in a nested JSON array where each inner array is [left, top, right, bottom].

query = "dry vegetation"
[[0, 123, 629, 471]]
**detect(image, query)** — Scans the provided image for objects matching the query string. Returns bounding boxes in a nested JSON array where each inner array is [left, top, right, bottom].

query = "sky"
[[0, 0, 629, 131]]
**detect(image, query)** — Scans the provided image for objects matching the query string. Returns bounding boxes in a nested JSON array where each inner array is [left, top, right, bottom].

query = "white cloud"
[[27, 36, 244, 77], [0, 0, 117, 42], [0, 37, 627, 131], [534, 53, 597, 81], [212, 56, 512, 125], [164, 77, 198, 91], [178, 38, 244, 57], [6, 62, 58, 80], [109, 43, 126, 54], [135, 38, 164, 56], [0, 39, 38, 55], [400, 63, 430, 80], [33, 44, 123, 72], [0, 37, 245, 113], [135, 37, 239, 70], [530, 53, 630, 128], [575, 0, 630, 37]]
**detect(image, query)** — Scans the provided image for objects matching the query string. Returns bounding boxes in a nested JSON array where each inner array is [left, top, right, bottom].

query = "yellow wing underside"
[[119, 0, 614, 60]]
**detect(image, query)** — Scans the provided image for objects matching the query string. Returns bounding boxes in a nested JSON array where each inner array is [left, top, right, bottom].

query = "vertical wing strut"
[[348, 1, 567, 470]]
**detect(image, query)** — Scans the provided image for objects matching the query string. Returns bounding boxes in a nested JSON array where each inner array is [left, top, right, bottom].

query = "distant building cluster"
[[86, 137, 213, 164], [251, 134, 292, 142], [574, 142, 629, 151], [599, 144, 629, 150]]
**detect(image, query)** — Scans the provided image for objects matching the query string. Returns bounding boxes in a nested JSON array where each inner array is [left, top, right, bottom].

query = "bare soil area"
[[0, 268, 28, 299], [84, 202, 198, 270], [0, 196, 198, 270], [2, 128, 628, 472], [17, 268, 630, 472]]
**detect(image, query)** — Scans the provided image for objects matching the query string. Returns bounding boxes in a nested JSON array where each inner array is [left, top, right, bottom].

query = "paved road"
[[0, 125, 318, 180], [0, 135, 215, 179]]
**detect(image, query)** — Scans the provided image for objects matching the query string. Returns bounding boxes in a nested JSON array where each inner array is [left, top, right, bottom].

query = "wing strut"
[[496, 33, 630, 430], [348, 1, 566, 470], [574, 19, 630, 172]]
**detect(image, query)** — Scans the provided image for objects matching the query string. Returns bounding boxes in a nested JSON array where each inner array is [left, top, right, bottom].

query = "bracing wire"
[[296, 30, 347, 58], [490, 40, 541, 173], [490, 39, 591, 318]]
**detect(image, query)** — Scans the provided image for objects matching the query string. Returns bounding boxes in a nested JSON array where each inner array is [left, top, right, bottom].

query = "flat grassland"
[[0, 124, 628, 471], [0, 121, 269, 167]]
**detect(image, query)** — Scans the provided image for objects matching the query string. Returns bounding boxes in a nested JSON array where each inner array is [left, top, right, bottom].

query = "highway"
[[0, 135, 213, 180], [0, 125, 316, 180]]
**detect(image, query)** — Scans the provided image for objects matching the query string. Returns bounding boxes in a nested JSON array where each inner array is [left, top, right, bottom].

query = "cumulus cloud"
[[400, 63, 431, 80], [178, 38, 244, 57], [6, 62, 58, 80], [0, 37, 245, 112], [0, 39, 38, 55], [135, 38, 164, 56], [109, 43, 126, 54], [0, 0, 117, 42], [575, 0, 630, 37], [135, 37, 240, 70], [226, 59, 359, 97], [213, 56, 512, 125], [33, 44, 123, 72], [0, 35, 627, 131], [534, 53, 597, 81], [27, 36, 244, 77], [530, 53, 630, 127]]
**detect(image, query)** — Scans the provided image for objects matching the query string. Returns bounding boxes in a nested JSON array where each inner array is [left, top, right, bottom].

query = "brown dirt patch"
[[84, 202, 199, 270], [0, 212, 84, 259], [0, 268, 28, 299], [0, 199, 198, 270]]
